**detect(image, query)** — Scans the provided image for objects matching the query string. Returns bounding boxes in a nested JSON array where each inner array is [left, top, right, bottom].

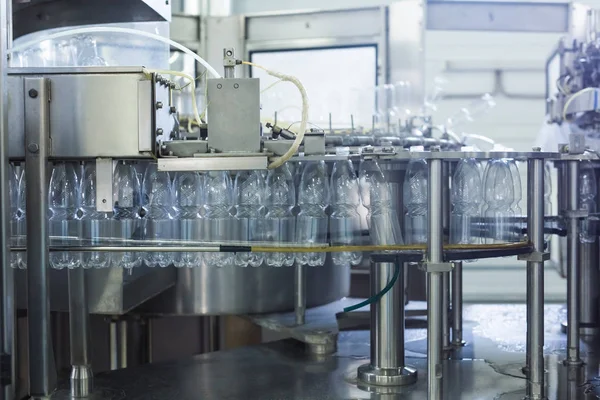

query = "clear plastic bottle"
[[359, 159, 403, 245], [296, 161, 329, 267], [204, 171, 234, 267], [403, 159, 428, 244], [174, 172, 203, 268], [330, 160, 363, 266], [142, 163, 176, 268], [48, 162, 80, 269], [446, 94, 495, 130], [580, 161, 597, 243], [506, 159, 523, 242], [450, 158, 482, 244], [483, 159, 515, 243], [16, 167, 26, 269], [79, 162, 111, 268], [264, 164, 296, 267], [234, 170, 265, 267], [9, 164, 18, 268], [112, 161, 142, 269]]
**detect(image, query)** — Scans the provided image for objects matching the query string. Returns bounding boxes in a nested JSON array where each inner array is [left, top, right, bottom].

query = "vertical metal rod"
[[441, 162, 451, 354], [119, 320, 128, 369], [451, 261, 464, 346], [566, 160, 582, 366], [294, 264, 306, 325], [427, 158, 444, 400], [370, 262, 400, 368], [68, 268, 93, 398], [579, 239, 599, 334], [25, 77, 57, 398], [526, 157, 545, 399], [109, 320, 118, 371]]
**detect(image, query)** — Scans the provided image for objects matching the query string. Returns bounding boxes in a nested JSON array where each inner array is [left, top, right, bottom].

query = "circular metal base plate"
[[357, 364, 418, 387]]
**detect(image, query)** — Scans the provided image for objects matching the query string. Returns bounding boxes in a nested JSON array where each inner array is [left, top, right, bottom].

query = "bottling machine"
[[2, 1, 600, 400]]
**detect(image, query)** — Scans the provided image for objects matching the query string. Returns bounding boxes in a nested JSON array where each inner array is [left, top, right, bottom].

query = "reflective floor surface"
[[51, 304, 600, 399]]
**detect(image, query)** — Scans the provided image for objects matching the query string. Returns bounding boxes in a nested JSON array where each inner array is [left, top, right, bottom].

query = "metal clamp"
[[518, 251, 550, 262], [418, 262, 454, 273], [562, 209, 589, 219]]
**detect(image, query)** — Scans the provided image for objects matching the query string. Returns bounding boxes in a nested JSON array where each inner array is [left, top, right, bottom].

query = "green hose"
[[342, 263, 401, 313]]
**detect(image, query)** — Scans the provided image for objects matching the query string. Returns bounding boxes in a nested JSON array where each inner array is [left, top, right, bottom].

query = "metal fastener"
[[217, 83, 223, 89], [102, 199, 107, 204], [234, 83, 239, 89], [156, 128, 164, 135], [532, 146, 541, 152], [27, 143, 39, 153], [28, 89, 38, 98], [170, 106, 176, 114], [156, 101, 163, 109]]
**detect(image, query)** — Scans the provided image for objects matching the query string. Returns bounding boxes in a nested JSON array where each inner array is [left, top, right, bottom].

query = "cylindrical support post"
[[68, 268, 93, 398], [25, 77, 57, 398], [357, 262, 417, 386], [427, 158, 444, 400], [441, 162, 451, 354], [526, 157, 546, 400], [294, 264, 306, 325], [566, 160, 582, 366], [579, 239, 599, 335], [109, 318, 128, 370], [451, 261, 465, 346]]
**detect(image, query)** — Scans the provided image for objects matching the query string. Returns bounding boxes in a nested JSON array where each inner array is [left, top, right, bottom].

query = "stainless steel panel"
[[138, 81, 153, 153], [207, 78, 261, 153], [427, 1, 569, 33], [95, 158, 113, 213], [158, 156, 268, 172], [139, 257, 350, 315], [204, 16, 245, 78], [8, 68, 155, 159], [15, 267, 176, 315]]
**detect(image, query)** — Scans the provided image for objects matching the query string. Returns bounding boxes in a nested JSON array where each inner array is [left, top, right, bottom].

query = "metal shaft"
[[25, 77, 57, 398], [427, 158, 444, 400], [451, 261, 464, 346], [370, 262, 403, 369], [579, 239, 599, 334], [68, 268, 93, 398], [526, 158, 545, 399], [441, 162, 451, 353], [566, 160, 581, 365], [294, 264, 306, 325]]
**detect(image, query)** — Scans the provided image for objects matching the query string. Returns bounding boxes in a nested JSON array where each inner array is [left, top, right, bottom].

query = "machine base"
[[357, 364, 418, 387]]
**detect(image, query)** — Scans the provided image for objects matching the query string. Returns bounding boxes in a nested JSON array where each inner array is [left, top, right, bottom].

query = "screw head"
[[156, 101, 163, 109], [156, 128, 164, 135], [102, 199, 107, 204], [217, 83, 223, 89], [226, 50, 233, 57], [27, 143, 39, 153], [234, 83, 239, 89], [28, 89, 38, 98]]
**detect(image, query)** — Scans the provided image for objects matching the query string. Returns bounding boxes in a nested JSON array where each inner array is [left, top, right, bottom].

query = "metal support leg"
[[357, 262, 417, 386], [427, 158, 444, 400], [109, 318, 128, 371], [451, 262, 465, 347], [68, 269, 93, 398], [294, 264, 306, 325], [526, 157, 546, 400], [565, 161, 582, 366], [25, 77, 57, 399], [441, 162, 451, 354], [579, 239, 599, 335]]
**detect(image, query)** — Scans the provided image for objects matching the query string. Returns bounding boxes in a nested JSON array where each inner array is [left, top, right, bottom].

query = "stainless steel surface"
[[207, 78, 260, 153], [24, 77, 57, 397], [141, 259, 350, 315], [95, 158, 113, 213], [65, 304, 595, 399], [526, 158, 546, 400], [427, 158, 444, 400], [579, 239, 599, 335], [294, 264, 306, 326], [451, 261, 464, 346], [566, 161, 582, 365], [427, 1, 569, 32], [441, 162, 451, 354], [12, 0, 170, 38], [357, 262, 417, 387], [157, 156, 268, 172], [8, 68, 160, 159], [16, 265, 176, 315], [68, 269, 93, 398]]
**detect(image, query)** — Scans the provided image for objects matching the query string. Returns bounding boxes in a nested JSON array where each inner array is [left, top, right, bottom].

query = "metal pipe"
[[109, 320, 118, 371], [294, 264, 306, 325], [68, 269, 93, 398], [451, 261, 464, 346], [119, 320, 128, 369], [579, 239, 599, 335], [526, 157, 546, 399], [441, 162, 451, 354], [25, 77, 57, 398], [427, 158, 444, 400], [566, 160, 582, 366]]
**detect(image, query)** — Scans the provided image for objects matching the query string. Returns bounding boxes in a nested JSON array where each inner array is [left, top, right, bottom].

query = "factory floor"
[[47, 303, 600, 399]]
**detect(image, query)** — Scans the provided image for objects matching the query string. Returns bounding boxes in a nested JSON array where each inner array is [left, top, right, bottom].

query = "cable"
[[343, 263, 400, 313], [143, 68, 203, 128], [242, 60, 308, 169], [563, 87, 598, 120], [10, 26, 222, 79]]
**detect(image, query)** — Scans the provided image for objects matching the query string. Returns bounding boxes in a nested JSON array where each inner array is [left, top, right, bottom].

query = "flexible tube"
[[143, 68, 203, 127], [562, 87, 599, 120], [10, 26, 222, 79], [242, 61, 308, 169], [343, 263, 400, 313]]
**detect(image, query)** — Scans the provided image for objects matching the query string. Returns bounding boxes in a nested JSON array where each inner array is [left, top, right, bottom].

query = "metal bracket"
[[418, 262, 454, 273], [561, 209, 588, 219], [303, 131, 325, 155], [518, 252, 550, 262], [95, 158, 113, 213], [569, 134, 586, 155]]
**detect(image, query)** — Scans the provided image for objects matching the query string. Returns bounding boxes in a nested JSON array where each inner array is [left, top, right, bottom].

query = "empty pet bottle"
[[112, 161, 142, 269], [483, 159, 514, 243], [174, 172, 203, 268], [234, 170, 265, 267], [450, 158, 482, 244], [49, 162, 80, 269], [403, 159, 428, 244], [16, 168, 26, 269], [204, 171, 234, 267], [264, 164, 296, 267], [580, 161, 597, 243]]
